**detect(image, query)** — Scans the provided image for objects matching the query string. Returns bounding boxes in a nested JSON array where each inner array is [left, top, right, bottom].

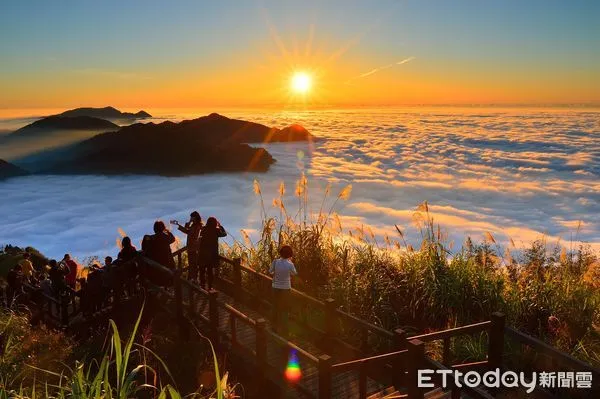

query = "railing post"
[[488, 312, 505, 370], [174, 270, 189, 340], [233, 258, 242, 302], [407, 339, 425, 399], [208, 289, 219, 344], [324, 298, 337, 349], [318, 354, 332, 399], [60, 294, 69, 327], [188, 287, 196, 316], [255, 318, 267, 383], [393, 328, 407, 389], [359, 361, 367, 399]]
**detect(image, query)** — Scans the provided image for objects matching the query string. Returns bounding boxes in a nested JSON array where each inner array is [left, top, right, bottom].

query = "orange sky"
[[1, 1, 599, 110]]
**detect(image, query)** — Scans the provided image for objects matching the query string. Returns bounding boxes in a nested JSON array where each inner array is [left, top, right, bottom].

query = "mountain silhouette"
[[14, 116, 118, 136], [40, 113, 315, 176], [0, 159, 28, 180], [56, 106, 151, 120], [113, 113, 316, 145]]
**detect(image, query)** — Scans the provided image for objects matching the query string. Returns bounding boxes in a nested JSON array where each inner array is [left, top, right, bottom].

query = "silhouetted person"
[[61, 254, 78, 289], [118, 236, 138, 296], [102, 256, 115, 304], [48, 259, 68, 297], [39, 273, 53, 297], [198, 217, 226, 290], [118, 236, 138, 262], [142, 221, 176, 269], [76, 277, 90, 316], [142, 221, 176, 287], [269, 245, 297, 335], [86, 263, 104, 313], [171, 211, 202, 282], [6, 264, 24, 305]]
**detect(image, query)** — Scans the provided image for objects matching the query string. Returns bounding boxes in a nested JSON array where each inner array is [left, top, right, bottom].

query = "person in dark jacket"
[[117, 236, 138, 296], [198, 217, 226, 290], [171, 211, 202, 282], [118, 236, 138, 262], [48, 259, 68, 296], [142, 220, 176, 286], [86, 263, 104, 313], [142, 221, 176, 269], [6, 264, 24, 305]]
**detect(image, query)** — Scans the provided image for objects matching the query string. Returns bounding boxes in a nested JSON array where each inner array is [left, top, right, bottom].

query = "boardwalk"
[[7, 246, 600, 398]]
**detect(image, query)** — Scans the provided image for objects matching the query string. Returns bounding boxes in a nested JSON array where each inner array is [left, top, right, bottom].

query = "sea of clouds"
[[0, 108, 599, 261]]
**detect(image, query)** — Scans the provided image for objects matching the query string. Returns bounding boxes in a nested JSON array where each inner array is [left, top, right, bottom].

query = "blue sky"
[[1, 0, 599, 107]]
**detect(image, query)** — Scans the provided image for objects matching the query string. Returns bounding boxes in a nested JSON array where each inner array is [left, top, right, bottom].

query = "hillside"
[[40, 113, 316, 175], [0, 159, 29, 180], [13, 116, 119, 135], [56, 106, 151, 120]]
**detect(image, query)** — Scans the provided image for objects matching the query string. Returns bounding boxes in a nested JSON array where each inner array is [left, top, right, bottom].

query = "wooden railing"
[[7, 244, 600, 398], [216, 254, 397, 356], [504, 326, 600, 377], [325, 314, 503, 399]]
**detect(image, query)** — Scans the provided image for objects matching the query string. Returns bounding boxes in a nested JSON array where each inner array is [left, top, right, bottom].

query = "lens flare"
[[285, 350, 302, 383]]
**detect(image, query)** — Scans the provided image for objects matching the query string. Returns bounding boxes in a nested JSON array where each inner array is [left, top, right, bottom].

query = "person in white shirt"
[[269, 245, 297, 334]]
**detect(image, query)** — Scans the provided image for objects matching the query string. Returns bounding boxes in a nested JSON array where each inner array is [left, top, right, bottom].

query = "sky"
[[1, 0, 599, 109]]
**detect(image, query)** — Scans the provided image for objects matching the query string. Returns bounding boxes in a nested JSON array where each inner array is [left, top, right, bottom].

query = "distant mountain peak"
[[56, 106, 152, 120], [14, 116, 119, 134]]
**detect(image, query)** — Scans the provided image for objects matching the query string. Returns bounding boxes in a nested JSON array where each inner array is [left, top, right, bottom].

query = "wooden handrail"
[[179, 277, 209, 298], [269, 330, 320, 364], [505, 326, 600, 376], [23, 283, 60, 305], [223, 303, 256, 327], [332, 349, 408, 373], [336, 308, 395, 340], [410, 320, 491, 342]]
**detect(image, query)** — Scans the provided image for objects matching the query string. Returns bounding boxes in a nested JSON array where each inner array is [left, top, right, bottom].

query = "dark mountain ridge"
[[56, 106, 151, 120], [13, 116, 118, 135], [0, 159, 29, 180], [41, 113, 315, 176]]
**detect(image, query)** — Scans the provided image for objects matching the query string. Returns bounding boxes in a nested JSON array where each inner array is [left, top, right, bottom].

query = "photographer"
[[198, 217, 226, 290], [171, 211, 202, 282]]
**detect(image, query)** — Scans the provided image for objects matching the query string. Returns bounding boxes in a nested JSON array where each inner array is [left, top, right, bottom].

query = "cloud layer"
[[1, 108, 599, 261]]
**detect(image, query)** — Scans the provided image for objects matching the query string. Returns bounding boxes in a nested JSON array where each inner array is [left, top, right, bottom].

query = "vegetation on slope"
[[223, 175, 600, 367]]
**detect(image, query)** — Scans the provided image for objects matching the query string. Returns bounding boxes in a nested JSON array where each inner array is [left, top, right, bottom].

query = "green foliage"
[[0, 305, 233, 398], [0, 245, 48, 279], [227, 176, 600, 367]]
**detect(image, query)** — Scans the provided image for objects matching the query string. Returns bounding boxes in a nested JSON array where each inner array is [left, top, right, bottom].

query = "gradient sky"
[[1, 0, 599, 109]]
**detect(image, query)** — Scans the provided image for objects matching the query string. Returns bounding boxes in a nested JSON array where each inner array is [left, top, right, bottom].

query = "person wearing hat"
[[171, 211, 203, 282]]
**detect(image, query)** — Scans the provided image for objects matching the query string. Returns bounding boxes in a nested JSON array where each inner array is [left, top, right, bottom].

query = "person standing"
[[171, 211, 202, 282], [62, 254, 78, 289], [6, 264, 24, 305], [142, 221, 176, 269], [142, 220, 176, 287], [19, 252, 35, 282], [117, 236, 138, 296], [48, 259, 68, 297], [269, 245, 297, 335], [198, 217, 226, 290]]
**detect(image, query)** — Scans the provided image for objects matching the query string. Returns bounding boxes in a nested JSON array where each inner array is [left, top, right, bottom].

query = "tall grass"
[[0, 304, 233, 399], [224, 176, 600, 367]]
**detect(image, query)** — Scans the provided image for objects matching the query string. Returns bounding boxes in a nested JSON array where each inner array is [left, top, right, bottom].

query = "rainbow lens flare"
[[285, 350, 302, 383]]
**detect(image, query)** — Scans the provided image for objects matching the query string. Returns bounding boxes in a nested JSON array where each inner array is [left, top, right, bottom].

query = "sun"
[[290, 71, 312, 94]]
